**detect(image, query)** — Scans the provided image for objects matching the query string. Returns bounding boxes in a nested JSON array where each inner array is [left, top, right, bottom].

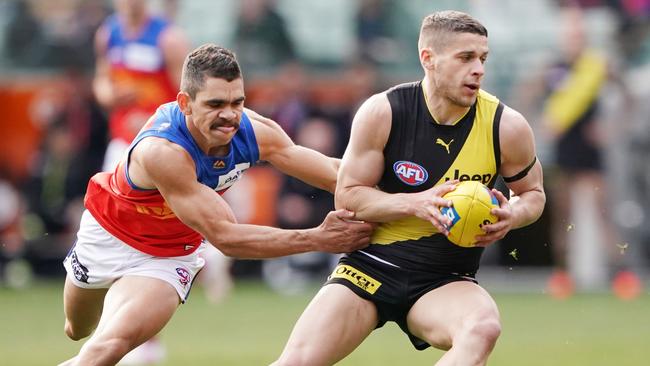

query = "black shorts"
[[325, 252, 477, 350]]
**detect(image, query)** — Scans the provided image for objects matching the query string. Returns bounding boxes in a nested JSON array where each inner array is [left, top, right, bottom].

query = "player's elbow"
[[203, 221, 240, 258], [334, 185, 355, 210]]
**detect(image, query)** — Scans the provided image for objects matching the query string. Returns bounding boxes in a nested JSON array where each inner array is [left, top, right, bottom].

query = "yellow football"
[[440, 180, 499, 247]]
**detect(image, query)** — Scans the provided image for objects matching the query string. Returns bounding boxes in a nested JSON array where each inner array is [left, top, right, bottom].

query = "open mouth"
[[464, 83, 479, 91]]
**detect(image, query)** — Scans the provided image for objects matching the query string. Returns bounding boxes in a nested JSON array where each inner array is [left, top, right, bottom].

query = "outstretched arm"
[[249, 109, 340, 193], [334, 94, 456, 232], [129, 137, 372, 258]]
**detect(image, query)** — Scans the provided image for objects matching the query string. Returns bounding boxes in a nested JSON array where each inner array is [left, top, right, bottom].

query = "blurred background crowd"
[[0, 0, 649, 298]]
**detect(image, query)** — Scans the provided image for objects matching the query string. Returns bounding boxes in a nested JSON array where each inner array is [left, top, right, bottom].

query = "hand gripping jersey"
[[104, 14, 178, 143], [360, 82, 503, 276], [85, 102, 259, 257]]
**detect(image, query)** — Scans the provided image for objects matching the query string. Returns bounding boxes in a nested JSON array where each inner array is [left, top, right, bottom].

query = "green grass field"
[[1, 280, 649, 365]]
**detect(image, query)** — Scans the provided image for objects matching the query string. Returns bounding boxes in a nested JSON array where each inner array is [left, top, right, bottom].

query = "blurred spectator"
[[233, 0, 296, 71], [23, 121, 80, 248], [93, 0, 189, 172], [4, 0, 108, 70], [263, 115, 343, 294], [3, 1, 45, 67], [518, 6, 641, 298], [354, 0, 400, 64], [21, 69, 107, 263], [269, 61, 311, 138], [608, 0, 650, 66]]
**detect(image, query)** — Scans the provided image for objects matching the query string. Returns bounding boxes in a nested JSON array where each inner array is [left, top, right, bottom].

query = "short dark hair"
[[180, 44, 242, 99], [418, 10, 487, 50]]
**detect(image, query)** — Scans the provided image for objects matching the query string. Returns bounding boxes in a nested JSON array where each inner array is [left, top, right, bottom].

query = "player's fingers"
[[432, 196, 452, 208], [333, 209, 357, 220], [491, 189, 509, 206], [490, 206, 511, 220], [428, 205, 452, 227], [430, 218, 449, 235], [435, 181, 458, 196]]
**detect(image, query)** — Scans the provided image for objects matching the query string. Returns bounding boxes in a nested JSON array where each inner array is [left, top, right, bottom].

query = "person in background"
[[516, 5, 641, 299], [93, 0, 189, 172]]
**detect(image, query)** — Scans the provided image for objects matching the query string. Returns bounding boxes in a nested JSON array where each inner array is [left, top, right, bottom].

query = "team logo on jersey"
[[213, 160, 226, 169], [393, 161, 428, 186], [135, 203, 176, 219], [435, 138, 454, 154], [176, 267, 191, 288], [329, 264, 381, 294]]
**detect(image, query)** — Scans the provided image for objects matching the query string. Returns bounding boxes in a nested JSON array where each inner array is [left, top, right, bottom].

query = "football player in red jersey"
[[58, 44, 373, 366]]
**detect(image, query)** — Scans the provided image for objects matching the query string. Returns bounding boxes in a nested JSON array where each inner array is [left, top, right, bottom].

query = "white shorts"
[[63, 210, 206, 303]]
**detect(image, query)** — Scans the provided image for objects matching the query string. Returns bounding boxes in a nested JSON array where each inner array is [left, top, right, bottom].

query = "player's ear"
[[177, 91, 192, 115], [419, 47, 435, 69]]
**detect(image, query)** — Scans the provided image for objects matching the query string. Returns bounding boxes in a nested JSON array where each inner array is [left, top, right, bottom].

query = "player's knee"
[[64, 321, 92, 341], [466, 316, 501, 347]]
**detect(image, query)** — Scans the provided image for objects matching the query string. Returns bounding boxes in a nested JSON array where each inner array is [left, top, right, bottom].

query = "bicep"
[[338, 94, 391, 190], [499, 107, 543, 195], [139, 141, 236, 231]]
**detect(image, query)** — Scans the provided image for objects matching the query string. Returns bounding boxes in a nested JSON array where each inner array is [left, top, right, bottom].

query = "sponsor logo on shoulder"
[[176, 267, 191, 288], [329, 264, 381, 294], [393, 161, 428, 186], [157, 122, 171, 131], [70, 251, 89, 283]]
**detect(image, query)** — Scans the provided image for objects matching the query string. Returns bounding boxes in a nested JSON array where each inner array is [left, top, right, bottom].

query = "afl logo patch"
[[393, 161, 428, 186]]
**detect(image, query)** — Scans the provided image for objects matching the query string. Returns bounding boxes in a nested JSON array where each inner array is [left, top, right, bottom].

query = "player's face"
[[432, 33, 488, 107], [114, 0, 147, 20], [184, 77, 245, 149]]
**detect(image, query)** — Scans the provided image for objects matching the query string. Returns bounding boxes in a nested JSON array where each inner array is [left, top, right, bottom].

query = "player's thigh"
[[282, 283, 378, 363], [63, 275, 108, 326], [406, 281, 500, 349], [93, 275, 180, 346]]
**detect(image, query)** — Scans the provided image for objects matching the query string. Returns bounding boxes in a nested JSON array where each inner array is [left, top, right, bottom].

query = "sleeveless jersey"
[[84, 102, 260, 257], [104, 14, 177, 143], [360, 82, 503, 275]]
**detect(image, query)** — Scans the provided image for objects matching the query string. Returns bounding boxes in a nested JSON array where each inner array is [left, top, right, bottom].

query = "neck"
[[422, 76, 471, 125], [121, 14, 148, 35]]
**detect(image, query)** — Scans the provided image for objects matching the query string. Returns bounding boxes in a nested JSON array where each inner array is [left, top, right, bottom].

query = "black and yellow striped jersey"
[[359, 81, 503, 275]]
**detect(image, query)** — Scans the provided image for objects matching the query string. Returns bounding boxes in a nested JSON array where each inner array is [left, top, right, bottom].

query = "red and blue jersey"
[[85, 102, 259, 257], [104, 14, 177, 143]]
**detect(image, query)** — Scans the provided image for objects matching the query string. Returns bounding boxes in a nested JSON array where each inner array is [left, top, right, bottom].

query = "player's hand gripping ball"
[[440, 180, 499, 247]]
